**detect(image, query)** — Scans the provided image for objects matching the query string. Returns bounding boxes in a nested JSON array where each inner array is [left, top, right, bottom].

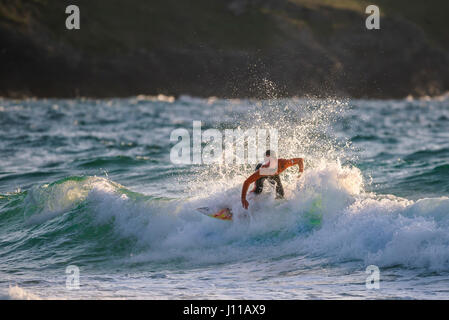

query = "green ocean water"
[[0, 95, 449, 299]]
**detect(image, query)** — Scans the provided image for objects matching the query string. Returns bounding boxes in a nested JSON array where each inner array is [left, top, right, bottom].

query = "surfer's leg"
[[254, 177, 266, 194], [271, 175, 284, 199]]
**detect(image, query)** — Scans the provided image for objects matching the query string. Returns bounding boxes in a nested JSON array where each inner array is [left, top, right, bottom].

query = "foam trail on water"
[[0, 286, 41, 300]]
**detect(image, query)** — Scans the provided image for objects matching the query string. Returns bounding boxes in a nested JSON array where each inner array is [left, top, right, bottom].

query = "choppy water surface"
[[0, 94, 448, 299]]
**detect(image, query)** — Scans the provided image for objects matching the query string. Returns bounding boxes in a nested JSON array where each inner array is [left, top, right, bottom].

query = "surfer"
[[241, 150, 304, 209]]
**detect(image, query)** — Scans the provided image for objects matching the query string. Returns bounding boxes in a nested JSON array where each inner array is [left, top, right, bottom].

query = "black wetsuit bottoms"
[[254, 163, 285, 199]]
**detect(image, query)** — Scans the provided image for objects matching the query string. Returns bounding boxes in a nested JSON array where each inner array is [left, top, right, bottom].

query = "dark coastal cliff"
[[1, 0, 448, 99]]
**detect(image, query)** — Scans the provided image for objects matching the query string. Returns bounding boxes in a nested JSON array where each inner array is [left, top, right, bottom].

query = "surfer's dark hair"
[[265, 150, 271, 156]]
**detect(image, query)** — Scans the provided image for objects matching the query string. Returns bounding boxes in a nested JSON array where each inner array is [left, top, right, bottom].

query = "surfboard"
[[197, 207, 233, 221]]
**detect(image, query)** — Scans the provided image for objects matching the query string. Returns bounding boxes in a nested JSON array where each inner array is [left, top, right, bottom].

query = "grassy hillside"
[[2, 0, 447, 49], [1, 0, 278, 51], [286, 0, 448, 48]]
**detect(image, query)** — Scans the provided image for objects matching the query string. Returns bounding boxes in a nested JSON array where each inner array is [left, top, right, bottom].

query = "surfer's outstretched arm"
[[241, 171, 261, 209], [277, 158, 304, 174]]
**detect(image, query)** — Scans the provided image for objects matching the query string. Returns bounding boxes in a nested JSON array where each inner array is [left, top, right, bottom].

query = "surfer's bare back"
[[241, 151, 304, 209]]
